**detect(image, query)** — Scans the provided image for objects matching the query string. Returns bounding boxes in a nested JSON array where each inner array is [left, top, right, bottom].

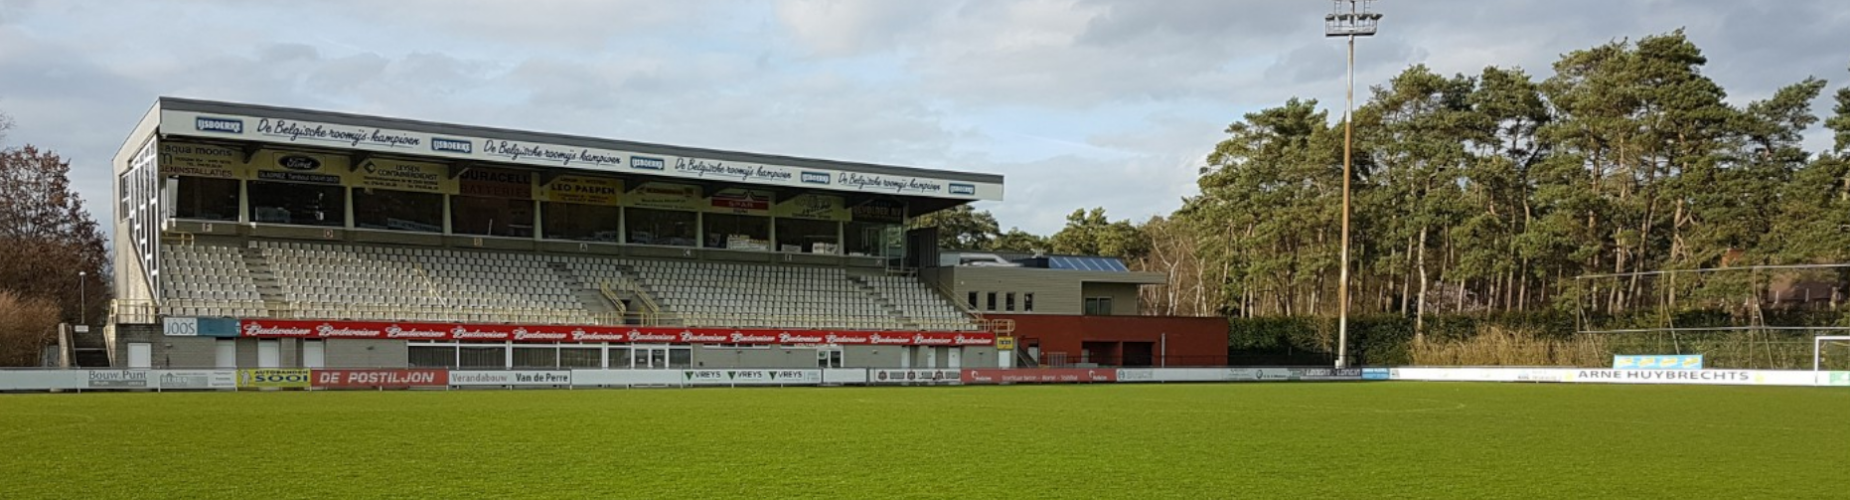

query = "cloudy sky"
[[1, 0, 1846, 235]]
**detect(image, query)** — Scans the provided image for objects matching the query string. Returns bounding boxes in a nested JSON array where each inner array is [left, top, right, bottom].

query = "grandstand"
[[107, 97, 1008, 370]]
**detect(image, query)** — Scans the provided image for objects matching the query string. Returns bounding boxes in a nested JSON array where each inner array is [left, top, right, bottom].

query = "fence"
[[1, 366, 1844, 393]]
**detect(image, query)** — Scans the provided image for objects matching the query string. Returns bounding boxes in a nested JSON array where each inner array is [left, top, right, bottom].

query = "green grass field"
[[4, 383, 1847, 499]]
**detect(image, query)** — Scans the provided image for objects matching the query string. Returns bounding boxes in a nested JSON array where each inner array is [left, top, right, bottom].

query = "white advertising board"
[[1391, 367, 1825, 387], [681, 369, 822, 386], [154, 370, 238, 389], [0, 371, 87, 391], [868, 369, 961, 385], [570, 369, 683, 387], [821, 369, 869, 385], [450, 370, 572, 387]]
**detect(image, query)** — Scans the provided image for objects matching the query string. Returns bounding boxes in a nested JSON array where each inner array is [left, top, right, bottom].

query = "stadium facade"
[[104, 97, 1222, 372]]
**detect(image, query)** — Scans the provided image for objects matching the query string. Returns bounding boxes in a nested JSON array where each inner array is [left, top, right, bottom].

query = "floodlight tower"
[[1324, 0, 1381, 369]]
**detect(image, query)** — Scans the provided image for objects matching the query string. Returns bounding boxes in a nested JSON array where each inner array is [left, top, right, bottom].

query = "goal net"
[[1814, 336, 1850, 371]]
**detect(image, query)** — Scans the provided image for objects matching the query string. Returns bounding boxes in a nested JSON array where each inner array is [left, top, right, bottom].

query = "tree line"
[[918, 31, 1850, 338], [0, 111, 111, 366]]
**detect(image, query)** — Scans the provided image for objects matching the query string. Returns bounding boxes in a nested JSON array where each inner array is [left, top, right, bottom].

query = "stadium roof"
[[135, 97, 1004, 204]]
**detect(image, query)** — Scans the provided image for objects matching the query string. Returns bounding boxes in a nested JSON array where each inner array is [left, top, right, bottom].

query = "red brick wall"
[[988, 314, 1228, 367]]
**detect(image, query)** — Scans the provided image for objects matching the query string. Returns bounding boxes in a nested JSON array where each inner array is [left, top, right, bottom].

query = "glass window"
[[967, 292, 978, 309], [354, 188, 443, 233], [775, 218, 840, 253], [459, 345, 505, 368], [452, 196, 534, 237], [1006, 293, 1016, 312], [626, 208, 697, 246], [706, 213, 770, 251], [169, 176, 239, 221], [407, 345, 457, 368], [845, 221, 903, 258], [543, 202, 621, 242], [512, 346, 558, 368], [1025, 293, 1035, 312], [248, 180, 344, 227], [560, 347, 602, 368], [607, 347, 630, 368], [1084, 297, 1113, 316], [986, 292, 997, 312]]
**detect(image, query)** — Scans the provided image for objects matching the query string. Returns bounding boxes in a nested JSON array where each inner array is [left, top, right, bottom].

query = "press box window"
[[354, 189, 443, 233], [986, 292, 997, 312], [1005, 293, 1016, 312], [166, 176, 240, 221], [967, 292, 978, 309], [1024, 293, 1035, 312], [248, 181, 345, 227]]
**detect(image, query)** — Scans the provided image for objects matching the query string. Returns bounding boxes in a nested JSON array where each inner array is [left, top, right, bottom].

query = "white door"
[[215, 340, 237, 368], [127, 343, 152, 369], [924, 347, 938, 369], [303, 340, 325, 368], [947, 348, 962, 369], [258, 339, 281, 368]]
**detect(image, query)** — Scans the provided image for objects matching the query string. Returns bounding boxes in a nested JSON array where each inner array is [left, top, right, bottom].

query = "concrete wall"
[[691, 345, 819, 369]]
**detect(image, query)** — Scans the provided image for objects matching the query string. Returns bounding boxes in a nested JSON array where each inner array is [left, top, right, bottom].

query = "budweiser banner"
[[239, 319, 995, 346], [311, 369, 449, 388], [961, 369, 1118, 384]]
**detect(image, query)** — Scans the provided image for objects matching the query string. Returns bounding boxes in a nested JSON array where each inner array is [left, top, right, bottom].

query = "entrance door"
[[127, 343, 152, 369], [947, 348, 962, 369], [632, 345, 671, 369], [258, 340, 281, 368]]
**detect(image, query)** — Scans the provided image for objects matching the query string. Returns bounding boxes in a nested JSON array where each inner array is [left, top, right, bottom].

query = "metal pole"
[[1336, 33, 1354, 370], [79, 271, 87, 326]]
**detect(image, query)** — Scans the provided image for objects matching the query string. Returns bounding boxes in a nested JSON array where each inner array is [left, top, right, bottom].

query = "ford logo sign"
[[278, 155, 321, 171]]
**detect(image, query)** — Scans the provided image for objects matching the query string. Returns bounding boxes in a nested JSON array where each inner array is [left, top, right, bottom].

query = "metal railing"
[[112, 298, 992, 332]]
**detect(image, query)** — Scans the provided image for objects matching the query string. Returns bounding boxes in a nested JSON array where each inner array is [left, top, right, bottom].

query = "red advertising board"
[[961, 369, 1118, 384], [239, 319, 995, 346], [311, 369, 449, 388]]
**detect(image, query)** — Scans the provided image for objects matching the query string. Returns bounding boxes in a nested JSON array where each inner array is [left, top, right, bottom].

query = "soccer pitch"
[[5, 383, 1846, 499]]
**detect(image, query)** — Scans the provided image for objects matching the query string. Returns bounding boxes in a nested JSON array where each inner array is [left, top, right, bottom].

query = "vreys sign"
[[312, 369, 448, 388], [237, 319, 996, 346], [163, 109, 1001, 201], [239, 368, 311, 388], [683, 369, 820, 385]]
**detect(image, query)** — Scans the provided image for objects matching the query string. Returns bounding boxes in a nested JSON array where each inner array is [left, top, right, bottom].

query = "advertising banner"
[[449, 370, 572, 387], [850, 199, 905, 223], [870, 369, 962, 385], [158, 141, 248, 179], [458, 168, 534, 199], [239, 368, 311, 388], [1390, 367, 1822, 387], [249, 149, 351, 185], [1362, 368, 1391, 380], [961, 369, 1117, 384], [540, 175, 623, 206], [237, 319, 996, 346], [1225, 368, 1294, 381], [155, 370, 238, 390], [86, 370, 151, 389], [770, 194, 849, 221], [311, 369, 449, 388], [626, 182, 703, 211], [1613, 354, 1703, 370], [707, 188, 774, 215], [163, 316, 200, 336], [354, 157, 456, 194], [1287, 368, 1364, 381], [681, 369, 821, 386], [1823, 372, 1849, 387]]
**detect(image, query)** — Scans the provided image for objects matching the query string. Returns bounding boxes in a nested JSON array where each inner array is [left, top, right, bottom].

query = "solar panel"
[[1048, 256, 1128, 272]]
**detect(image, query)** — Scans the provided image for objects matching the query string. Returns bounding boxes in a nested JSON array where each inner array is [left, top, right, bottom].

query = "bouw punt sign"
[[238, 319, 995, 347]]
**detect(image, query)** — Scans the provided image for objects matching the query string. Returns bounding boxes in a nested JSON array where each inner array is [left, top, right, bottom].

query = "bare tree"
[[0, 144, 111, 326]]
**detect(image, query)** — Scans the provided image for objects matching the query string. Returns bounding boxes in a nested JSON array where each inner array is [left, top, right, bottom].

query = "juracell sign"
[[163, 109, 1002, 201]]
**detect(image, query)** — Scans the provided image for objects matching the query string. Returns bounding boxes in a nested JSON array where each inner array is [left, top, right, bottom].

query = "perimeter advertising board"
[[450, 370, 572, 387], [155, 370, 239, 389], [682, 369, 821, 386], [312, 369, 449, 388], [239, 368, 311, 388], [87, 370, 150, 389], [961, 369, 1117, 384], [870, 369, 962, 385]]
